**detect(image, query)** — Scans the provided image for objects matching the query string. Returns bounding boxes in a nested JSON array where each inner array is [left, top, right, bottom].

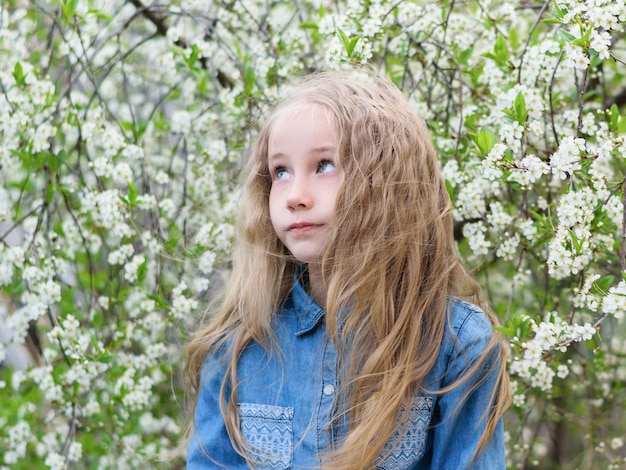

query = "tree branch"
[[125, 0, 234, 88]]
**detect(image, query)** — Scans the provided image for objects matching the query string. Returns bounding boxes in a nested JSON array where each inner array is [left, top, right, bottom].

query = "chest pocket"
[[376, 396, 433, 470], [238, 403, 294, 470]]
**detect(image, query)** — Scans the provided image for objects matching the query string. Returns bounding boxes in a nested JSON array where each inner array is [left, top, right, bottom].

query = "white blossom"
[[68, 441, 82, 461], [44, 452, 66, 470], [602, 280, 626, 320]]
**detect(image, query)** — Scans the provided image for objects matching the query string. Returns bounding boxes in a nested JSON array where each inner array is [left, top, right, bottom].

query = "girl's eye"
[[272, 167, 289, 180], [317, 160, 336, 174]]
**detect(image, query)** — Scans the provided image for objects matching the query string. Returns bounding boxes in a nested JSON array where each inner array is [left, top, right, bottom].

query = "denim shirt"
[[187, 273, 505, 469]]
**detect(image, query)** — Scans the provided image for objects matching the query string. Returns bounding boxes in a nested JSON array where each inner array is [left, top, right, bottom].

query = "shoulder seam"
[[444, 298, 491, 373]]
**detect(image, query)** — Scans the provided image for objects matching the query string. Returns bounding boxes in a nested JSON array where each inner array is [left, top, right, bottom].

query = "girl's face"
[[268, 103, 340, 266]]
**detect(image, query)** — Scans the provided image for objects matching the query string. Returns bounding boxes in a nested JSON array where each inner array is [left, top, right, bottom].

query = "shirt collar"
[[289, 268, 325, 336]]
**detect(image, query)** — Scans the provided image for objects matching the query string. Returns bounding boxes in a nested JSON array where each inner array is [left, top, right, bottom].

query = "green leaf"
[[529, 210, 552, 231], [147, 293, 169, 310], [592, 275, 615, 295], [494, 324, 516, 338], [550, 5, 567, 20], [167, 87, 181, 101], [49, 151, 62, 174], [187, 43, 200, 68], [127, 183, 138, 207], [336, 28, 361, 58], [12, 62, 25, 86], [33, 151, 49, 169], [567, 228, 582, 252], [86, 8, 112, 20], [606, 104, 626, 134], [97, 353, 119, 364], [120, 120, 134, 132], [444, 179, 455, 201], [299, 22, 319, 30], [459, 46, 474, 65], [165, 225, 182, 251], [509, 28, 519, 50], [495, 316, 532, 340], [494, 34, 509, 65], [542, 18, 564, 25], [514, 92, 528, 125], [572, 26, 592, 48], [136, 258, 148, 284], [619, 116, 626, 134], [244, 66, 255, 94], [347, 36, 361, 57], [502, 108, 517, 122], [474, 126, 495, 154], [518, 317, 531, 339], [62, 0, 79, 18], [558, 29, 576, 43], [336, 27, 350, 51], [45, 182, 56, 204]]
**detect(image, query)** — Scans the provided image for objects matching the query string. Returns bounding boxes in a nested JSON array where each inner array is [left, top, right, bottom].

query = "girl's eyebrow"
[[268, 145, 337, 161], [311, 145, 337, 154]]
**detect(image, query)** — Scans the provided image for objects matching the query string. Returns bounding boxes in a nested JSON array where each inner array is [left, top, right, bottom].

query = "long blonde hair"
[[184, 69, 510, 469]]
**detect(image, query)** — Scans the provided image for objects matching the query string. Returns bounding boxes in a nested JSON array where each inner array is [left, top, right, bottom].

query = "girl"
[[184, 69, 511, 469]]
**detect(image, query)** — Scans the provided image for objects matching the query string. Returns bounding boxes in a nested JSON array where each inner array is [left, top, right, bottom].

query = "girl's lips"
[[288, 222, 322, 234]]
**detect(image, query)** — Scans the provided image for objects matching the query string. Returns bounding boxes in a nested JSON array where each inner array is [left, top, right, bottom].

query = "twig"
[[0, 204, 42, 244], [548, 51, 565, 147], [621, 175, 626, 273]]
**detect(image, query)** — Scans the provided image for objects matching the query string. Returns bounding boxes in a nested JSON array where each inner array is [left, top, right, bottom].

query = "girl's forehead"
[[272, 101, 328, 123], [268, 101, 338, 142]]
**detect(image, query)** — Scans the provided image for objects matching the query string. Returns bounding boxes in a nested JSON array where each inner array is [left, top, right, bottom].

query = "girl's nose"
[[286, 179, 313, 210]]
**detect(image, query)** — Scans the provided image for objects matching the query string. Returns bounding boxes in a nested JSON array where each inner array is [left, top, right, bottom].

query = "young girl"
[[184, 69, 511, 469]]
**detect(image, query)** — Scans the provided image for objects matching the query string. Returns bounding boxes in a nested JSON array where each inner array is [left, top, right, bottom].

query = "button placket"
[[317, 337, 338, 452]]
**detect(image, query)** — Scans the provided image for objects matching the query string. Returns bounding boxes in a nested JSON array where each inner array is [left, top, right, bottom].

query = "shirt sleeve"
[[186, 352, 248, 470], [429, 308, 506, 469]]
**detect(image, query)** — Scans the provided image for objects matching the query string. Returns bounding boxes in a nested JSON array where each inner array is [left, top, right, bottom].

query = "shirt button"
[[323, 384, 335, 396]]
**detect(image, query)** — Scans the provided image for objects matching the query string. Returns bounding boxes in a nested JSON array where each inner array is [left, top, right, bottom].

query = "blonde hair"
[[184, 68, 510, 468]]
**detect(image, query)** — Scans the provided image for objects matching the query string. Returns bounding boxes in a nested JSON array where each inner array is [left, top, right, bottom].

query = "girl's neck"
[[305, 264, 327, 308]]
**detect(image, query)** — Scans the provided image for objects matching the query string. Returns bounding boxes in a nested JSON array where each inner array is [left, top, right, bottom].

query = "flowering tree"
[[0, 0, 625, 469]]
